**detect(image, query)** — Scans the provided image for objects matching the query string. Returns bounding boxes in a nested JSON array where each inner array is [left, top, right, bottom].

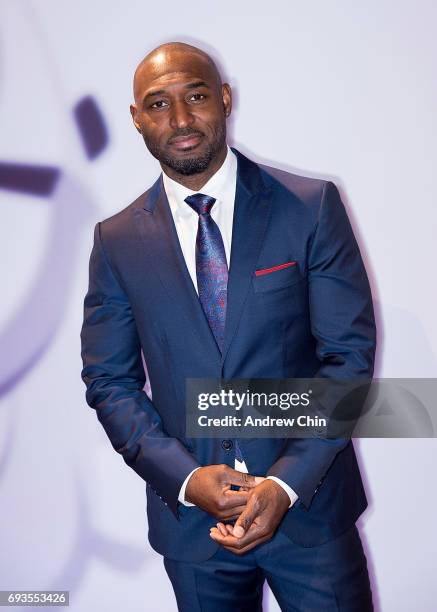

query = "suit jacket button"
[[222, 439, 233, 451]]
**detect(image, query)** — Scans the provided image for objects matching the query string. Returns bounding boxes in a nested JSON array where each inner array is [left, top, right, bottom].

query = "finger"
[[216, 522, 228, 536], [233, 502, 259, 538], [225, 469, 264, 489], [216, 504, 247, 520], [222, 489, 250, 506], [209, 523, 235, 535], [210, 523, 266, 549], [221, 534, 272, 555], [239, 482, 265, 491]]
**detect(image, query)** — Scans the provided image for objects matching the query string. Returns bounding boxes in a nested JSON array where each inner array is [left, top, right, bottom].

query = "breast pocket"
[[253, 262, 307, 316], [253, 261, 302, 293]]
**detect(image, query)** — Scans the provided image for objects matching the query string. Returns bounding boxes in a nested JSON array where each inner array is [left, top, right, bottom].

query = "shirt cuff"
[[266, 476, 299, 508], [178, 467, 202, 506]]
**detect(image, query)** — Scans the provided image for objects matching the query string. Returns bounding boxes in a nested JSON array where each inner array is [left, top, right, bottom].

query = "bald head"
[[133, 42, 222, 103], [129, 41, 231, 186]]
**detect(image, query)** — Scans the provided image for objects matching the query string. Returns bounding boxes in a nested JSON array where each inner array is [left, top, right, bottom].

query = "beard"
[[143, 125, 226, 176]]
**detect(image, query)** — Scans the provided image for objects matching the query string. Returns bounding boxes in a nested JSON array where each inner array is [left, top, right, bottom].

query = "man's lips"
[[168, 133, 204, 150]]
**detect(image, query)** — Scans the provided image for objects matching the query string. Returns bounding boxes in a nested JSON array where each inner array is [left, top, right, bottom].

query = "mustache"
[[167, 128, 205, 144]]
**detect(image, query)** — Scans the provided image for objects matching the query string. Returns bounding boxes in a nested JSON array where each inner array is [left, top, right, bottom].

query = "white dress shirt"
[[162, 146, 298, 509]]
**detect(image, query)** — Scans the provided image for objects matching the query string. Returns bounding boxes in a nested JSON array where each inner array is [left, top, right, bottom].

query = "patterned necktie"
[[184, 192, 244, 464], [184, 193, 228, 351]]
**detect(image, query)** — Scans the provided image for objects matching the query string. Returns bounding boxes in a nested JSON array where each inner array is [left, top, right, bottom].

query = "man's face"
[[130, 50, 231, 176]]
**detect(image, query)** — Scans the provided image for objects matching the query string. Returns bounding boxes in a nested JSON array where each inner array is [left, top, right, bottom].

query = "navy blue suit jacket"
[[80, 148, 376, 562]]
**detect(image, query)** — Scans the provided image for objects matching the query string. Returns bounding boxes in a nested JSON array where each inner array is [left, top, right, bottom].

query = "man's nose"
[[169, 100, 194, 130]]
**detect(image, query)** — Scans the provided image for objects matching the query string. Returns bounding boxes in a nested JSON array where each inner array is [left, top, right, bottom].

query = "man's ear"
[[222, 83, 232, 118], [130, 104, 142, 133]]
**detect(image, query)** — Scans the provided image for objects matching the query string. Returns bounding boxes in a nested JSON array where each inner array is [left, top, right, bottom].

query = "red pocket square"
[[255, 261, 297, 276]]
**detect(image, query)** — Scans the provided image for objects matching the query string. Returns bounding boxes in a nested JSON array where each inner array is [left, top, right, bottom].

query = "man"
[[80, 41, 376, 611]]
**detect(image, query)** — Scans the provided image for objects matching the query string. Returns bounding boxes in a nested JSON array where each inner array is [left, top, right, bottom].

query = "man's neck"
[[160, 145, 228, 191]]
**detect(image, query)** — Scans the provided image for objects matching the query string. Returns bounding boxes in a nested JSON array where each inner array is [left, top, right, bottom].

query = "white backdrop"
[[1, 1, 436, 610]]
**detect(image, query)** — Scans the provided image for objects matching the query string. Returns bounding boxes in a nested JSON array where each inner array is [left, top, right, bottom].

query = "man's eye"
[[150, 100, 168, 109], [189, 93, 206, 102]]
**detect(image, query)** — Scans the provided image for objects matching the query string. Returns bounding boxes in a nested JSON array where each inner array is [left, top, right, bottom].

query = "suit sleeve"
[[266, 181, 376, 509], [80, 222, 200, 517]]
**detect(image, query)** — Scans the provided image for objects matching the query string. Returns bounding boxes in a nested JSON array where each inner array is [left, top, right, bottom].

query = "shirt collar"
[[162, 145, 237, 217]]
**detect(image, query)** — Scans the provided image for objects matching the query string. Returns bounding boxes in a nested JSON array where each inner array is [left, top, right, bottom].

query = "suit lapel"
[[221, 149, 272, 366], [131, 150, 272, 371], [132, 176, 222, 366]]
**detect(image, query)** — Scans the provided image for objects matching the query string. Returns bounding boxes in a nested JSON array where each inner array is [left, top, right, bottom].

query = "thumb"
[[227, 469, 264, 489], [232, 501, 258, 538]]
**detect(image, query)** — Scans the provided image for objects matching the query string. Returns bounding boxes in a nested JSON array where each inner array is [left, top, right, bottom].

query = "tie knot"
[[184, 193, 216, 216]]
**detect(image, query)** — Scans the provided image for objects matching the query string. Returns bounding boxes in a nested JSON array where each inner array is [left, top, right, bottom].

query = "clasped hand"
[[185, 464, 290, 555]]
